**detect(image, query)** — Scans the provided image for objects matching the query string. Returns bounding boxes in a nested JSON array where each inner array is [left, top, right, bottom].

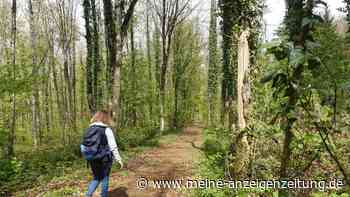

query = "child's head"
[[90, 110, 112, 126]]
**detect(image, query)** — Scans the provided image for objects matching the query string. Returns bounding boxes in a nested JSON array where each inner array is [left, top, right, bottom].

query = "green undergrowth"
[[191, 127, 350, 197], [190, 127, 233, 197]]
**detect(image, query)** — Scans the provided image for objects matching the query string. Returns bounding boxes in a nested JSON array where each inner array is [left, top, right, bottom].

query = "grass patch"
[[42, 187, 81, 197]]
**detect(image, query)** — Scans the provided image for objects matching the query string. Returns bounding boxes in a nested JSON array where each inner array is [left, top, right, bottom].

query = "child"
[[83, 111, 123, 197]]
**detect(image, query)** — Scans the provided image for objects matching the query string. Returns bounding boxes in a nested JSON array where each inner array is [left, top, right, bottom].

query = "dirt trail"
[[93, 125, 203, 197]]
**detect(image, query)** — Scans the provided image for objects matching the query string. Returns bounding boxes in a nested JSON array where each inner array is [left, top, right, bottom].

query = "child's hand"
[[117, 160, 124, 169]]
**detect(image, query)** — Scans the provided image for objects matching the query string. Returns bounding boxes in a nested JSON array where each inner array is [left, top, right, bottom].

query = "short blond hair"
[[90, 110, 112, 126]]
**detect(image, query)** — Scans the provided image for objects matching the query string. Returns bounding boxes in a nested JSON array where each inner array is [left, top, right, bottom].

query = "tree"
[[172, 23, 194, 128], [207, 0, 220, 126], [145, 0, 154, 125], [103, 0, 138, 129], [91, 0, 102, 111], [172, 22, 203, 127], [153, 22, 161, 125], [52, 0, 78, 144], [231, 30, 251, 178], [151, 0, 192, 132], [102, 0, 117, 107], [263, 2, 350, 193], [263, 0, 350, 195], [83, 0, 102, 114], [42, 5, 54, 137], [7, 0, 17, 158], [219, 0, 263, 129], [219, 0, 236, 127], [339, 0, 350, 31], [129, 17, 137, 126], [219, 0, 263, 179], [83, 0, 94, 113], [28, 0, 40, 148], [278, 1, 314, 187]]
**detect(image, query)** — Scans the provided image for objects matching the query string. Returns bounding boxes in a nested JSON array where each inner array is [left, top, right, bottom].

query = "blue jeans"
[[86, 176, 109, 197]]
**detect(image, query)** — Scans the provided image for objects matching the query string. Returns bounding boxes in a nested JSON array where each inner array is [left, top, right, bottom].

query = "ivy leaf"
[[306, 40, 321, 50], [268, 45, 288, 60], [260, 71, 277, 84], [339, 82, 350, 92], [311, 14, 324, 24], [286, 111, 298, 121], [307, 57, 321, 70], [304, 133, 320, 144], [272, 73, 288, 88], [289, 47, 305, 68], [302, 17, 313, 28], [302, 14, 324, 28]]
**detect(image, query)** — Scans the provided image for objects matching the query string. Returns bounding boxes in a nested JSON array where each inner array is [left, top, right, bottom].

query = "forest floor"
[[21, 125, 203, 197]]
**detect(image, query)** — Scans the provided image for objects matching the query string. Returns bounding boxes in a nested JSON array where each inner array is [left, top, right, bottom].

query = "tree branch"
[[121, 0, 138, 37]]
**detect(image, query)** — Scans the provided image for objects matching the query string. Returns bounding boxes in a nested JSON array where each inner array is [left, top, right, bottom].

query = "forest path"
[[91, 124, 203, 197]]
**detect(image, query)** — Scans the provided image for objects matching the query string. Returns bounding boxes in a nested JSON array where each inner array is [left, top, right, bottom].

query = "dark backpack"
[[80, 125, 112, 161]]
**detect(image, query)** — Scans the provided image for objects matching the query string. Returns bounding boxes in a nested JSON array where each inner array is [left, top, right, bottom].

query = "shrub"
[[193, 127, 232, 197], [117, 127, 159, 150], [0, 144, 82, 194]]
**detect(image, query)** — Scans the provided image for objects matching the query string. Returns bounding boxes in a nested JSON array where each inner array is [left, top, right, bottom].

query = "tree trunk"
[[104, 0, 138, 130], [237, 30, 249, 130], [130, 20, 137, 126], [207, 0, 219, 127], [71, 32, 77, 139], [91, 0, 101, 111], [173, 65, 179, 129], [229, 30, 251, 178], [83, 0, 95, 114], [221, 0, 236, 128], [279, 1, 313, 196], [84, 0, 101, 115], [29, 0, 40, 148], [159, 0, 167, 131], [8, 0, 17, 158], [154, 27, 161, 127], [44, 44, 52, 137], [50, 38, 64, 137], [63, 41, 73, 143], [146, 0, 153, 124], [103, 0, 118, 127]]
